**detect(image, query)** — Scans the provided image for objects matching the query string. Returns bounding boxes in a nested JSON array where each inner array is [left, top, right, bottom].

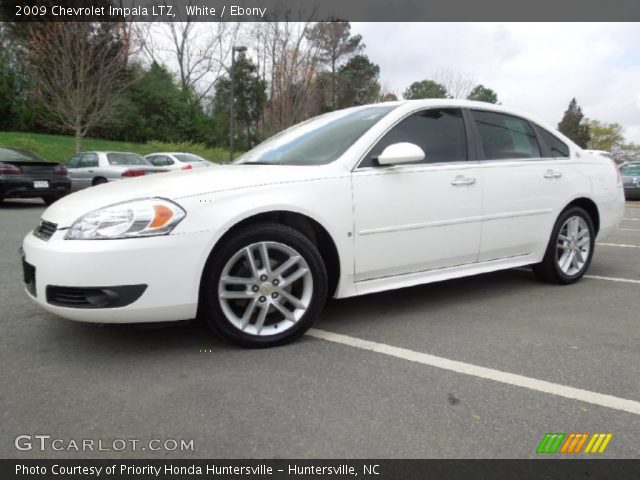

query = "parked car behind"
[[621, 162, 640, 199], [66, 152, 166, 191], [0, 147, 70, 205], [145, 152, 212, 171], [584, 149, 612, 159]]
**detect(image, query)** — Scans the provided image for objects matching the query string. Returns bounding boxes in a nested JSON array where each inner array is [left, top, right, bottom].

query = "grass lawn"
[[0, 131, 232, 164]]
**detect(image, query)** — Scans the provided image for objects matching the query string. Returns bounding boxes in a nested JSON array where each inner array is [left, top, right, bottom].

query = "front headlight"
[[65, 198, 186, 240]]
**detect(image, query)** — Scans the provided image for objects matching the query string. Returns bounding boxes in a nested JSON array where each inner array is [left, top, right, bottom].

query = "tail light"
[[614, 161, 623, 188], [121, 170, 146, 178], [0, 162, 22, 174], [54, 164, 68, 175], [181, 164, 193, 171]]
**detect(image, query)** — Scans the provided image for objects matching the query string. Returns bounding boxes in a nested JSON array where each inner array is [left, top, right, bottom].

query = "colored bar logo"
[[537, 433, 612, 454]]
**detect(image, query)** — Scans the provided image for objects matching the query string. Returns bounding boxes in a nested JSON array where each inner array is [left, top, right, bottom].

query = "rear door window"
[[107, 153, 150, 166], [472, 110, 541, 160], [80, 153, 99, 168]]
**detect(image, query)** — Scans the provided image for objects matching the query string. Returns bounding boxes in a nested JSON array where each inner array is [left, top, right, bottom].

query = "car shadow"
[[42, 268, 539, 354], [0, 199, 46, 209], [318, 267, 539, 330]]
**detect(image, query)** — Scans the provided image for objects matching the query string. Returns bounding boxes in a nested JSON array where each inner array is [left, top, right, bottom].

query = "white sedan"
[[22, 100, 624, 348], [145, 152, 212, 171]]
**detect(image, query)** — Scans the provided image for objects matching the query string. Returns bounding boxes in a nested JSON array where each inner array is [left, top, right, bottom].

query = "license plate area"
[[33, 180, 49, 188]]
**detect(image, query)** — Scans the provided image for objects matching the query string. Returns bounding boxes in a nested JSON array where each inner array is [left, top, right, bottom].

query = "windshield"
[[107, 153, 151, 166], [621, 165, 640, 175], [0, 147, 47, 162], [235, 105, 397, 166], [175, 154, 206, 163]]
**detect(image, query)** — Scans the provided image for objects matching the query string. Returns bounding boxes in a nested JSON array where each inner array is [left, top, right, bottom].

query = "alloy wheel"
[[556, 216, 591, 276], [218, 241, 313, 336]]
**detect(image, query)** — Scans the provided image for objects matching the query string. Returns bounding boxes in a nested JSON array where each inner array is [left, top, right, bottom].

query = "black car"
[[0, 147, 71, 205]]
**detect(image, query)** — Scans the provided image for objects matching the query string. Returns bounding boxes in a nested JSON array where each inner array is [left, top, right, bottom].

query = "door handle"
[[451, 175, 476, 186], [544, 169, 562, 179], [87, 170, 94, 173]]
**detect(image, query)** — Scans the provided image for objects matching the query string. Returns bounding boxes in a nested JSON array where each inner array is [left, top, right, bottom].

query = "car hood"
[[42, 164, 338, 228]]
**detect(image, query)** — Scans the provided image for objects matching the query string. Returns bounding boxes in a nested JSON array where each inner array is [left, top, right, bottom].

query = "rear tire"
[[92, 177, 107, 186], [532, 206, 595, 284], [200, 223, 328, 348]]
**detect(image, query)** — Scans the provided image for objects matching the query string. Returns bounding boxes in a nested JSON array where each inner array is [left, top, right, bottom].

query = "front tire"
[[200, 223, 328, 348], [532, 206, 595, 284]]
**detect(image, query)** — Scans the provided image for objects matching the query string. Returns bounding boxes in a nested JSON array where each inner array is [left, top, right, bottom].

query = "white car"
[[66, 151, 166, 191], [145, 152, 211, 171], [22, 100, 625, 348]]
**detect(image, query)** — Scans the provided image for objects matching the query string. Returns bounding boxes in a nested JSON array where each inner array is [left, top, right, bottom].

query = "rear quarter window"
[[535, 126, 570, 158], [107, 153, 150, 166]]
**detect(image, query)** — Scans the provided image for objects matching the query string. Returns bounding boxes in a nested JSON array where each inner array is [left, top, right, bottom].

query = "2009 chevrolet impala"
[[22, 100, 625, 347]]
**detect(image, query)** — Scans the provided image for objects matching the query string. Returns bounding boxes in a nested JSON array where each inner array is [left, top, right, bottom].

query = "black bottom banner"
[[3, 459, 640, 480]]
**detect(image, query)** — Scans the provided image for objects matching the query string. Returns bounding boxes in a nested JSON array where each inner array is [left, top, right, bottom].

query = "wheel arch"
[[200, 210, 342, 299], [563, 197, 600, 235], [91, 176, 108, 186]]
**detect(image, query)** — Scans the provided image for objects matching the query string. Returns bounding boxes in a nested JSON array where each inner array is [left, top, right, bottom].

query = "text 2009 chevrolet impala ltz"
[[22, 100, 625, 347]]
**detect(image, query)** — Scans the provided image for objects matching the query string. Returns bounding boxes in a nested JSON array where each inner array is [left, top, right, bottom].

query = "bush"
[[0, 131, 239, 164], [142, 141, 233, 164]]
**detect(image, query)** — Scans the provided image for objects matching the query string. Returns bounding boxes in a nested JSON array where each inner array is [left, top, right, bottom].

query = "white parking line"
[[597, 242, 640, 249], [307, 329, 640, 416], [618, 228, 640, 232], [514, 267, 640, 285], [623, 218, 640, 221], [584, 275, 640, 285]]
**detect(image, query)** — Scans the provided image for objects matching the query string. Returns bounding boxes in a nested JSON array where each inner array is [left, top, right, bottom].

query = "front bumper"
[[21, 228, 214, 323]]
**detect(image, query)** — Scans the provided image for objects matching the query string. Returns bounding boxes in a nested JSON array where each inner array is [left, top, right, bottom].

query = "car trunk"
[[7, 161, 62, 178]]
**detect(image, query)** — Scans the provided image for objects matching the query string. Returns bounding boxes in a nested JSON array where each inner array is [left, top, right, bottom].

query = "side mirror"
[[377, 142, 425, 166]]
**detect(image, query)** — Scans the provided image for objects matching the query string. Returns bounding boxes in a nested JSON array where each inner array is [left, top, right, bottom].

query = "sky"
[[351, 23, 640, 143]]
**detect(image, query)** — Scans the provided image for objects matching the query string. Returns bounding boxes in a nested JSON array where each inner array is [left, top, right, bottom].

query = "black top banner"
[[4, 459, 640, 480], [1, 0, 640, 22]]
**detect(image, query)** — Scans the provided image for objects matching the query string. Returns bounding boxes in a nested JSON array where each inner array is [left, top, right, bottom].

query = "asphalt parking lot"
[[1, 199, 639, 459]]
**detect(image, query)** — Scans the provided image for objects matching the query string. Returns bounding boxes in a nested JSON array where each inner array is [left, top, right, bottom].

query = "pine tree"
[[558, 98, 591, 148]]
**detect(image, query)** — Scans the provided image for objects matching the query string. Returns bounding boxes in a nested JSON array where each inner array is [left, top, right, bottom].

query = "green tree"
[[306, 21, 363, 110], [0, 30, 22, 130], [96, 62, 211, 145], [467, 85, 498, 104], [585, 118, 640, 163], [212, 55, 267, 151], [379, 92, 398, 102], [336, 55, 380, 108], [585, 119, 624, 152], [403, 80, 448, 100], [558, 98, 591, 148], [0, 23, 36, 131]]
